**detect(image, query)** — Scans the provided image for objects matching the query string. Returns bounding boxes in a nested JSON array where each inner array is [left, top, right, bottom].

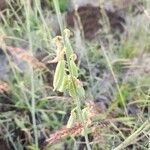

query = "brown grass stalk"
[[46, 122, 82, 144]]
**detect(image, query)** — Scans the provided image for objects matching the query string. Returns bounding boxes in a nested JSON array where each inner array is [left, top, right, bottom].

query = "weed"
[[0, 0, 150, 150]]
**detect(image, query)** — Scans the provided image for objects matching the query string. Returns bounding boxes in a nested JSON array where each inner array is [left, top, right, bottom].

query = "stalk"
[[52, 1, 91, 149], [23, 1, 38, 148], [64, 34, 91, 150]]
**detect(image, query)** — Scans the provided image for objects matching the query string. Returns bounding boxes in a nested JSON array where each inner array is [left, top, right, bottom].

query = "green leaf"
[[58, 0, 67, 12]]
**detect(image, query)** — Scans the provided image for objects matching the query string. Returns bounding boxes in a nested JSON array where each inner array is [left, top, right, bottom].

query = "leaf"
[[59, 0, 67, 12], [53, 60, 65, 91]]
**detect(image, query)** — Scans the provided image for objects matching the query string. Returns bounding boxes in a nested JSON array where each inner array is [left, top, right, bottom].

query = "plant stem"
[[100, 41, 128, 116], [64, 33, 91, 150], [75, 97, 92, 150], [53, 1, 91, 149], [64, 38, 91, 150]]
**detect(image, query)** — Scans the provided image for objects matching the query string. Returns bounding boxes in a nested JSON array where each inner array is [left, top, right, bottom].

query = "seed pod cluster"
[[52, 29, 85, 98]]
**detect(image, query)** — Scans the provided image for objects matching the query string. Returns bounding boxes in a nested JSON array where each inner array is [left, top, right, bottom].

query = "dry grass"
[[0, 80, 9, 93]]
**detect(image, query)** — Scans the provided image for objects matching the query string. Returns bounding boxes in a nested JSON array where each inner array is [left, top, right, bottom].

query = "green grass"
[[0, 0, 150, 150]]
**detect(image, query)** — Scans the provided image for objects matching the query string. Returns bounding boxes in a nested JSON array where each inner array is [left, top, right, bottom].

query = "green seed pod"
[[68, 78, 76, 98], [64, 43, 73, 59], [70, 60, 78, 78], [82, 108, 88, 121], [70, 54, 78, 78], [53, 60, 65, 91], [67, 110, 77, 128], [75, 79, 85, 98], [57, 74, 68, 92], [64, 29, 74, 58]]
